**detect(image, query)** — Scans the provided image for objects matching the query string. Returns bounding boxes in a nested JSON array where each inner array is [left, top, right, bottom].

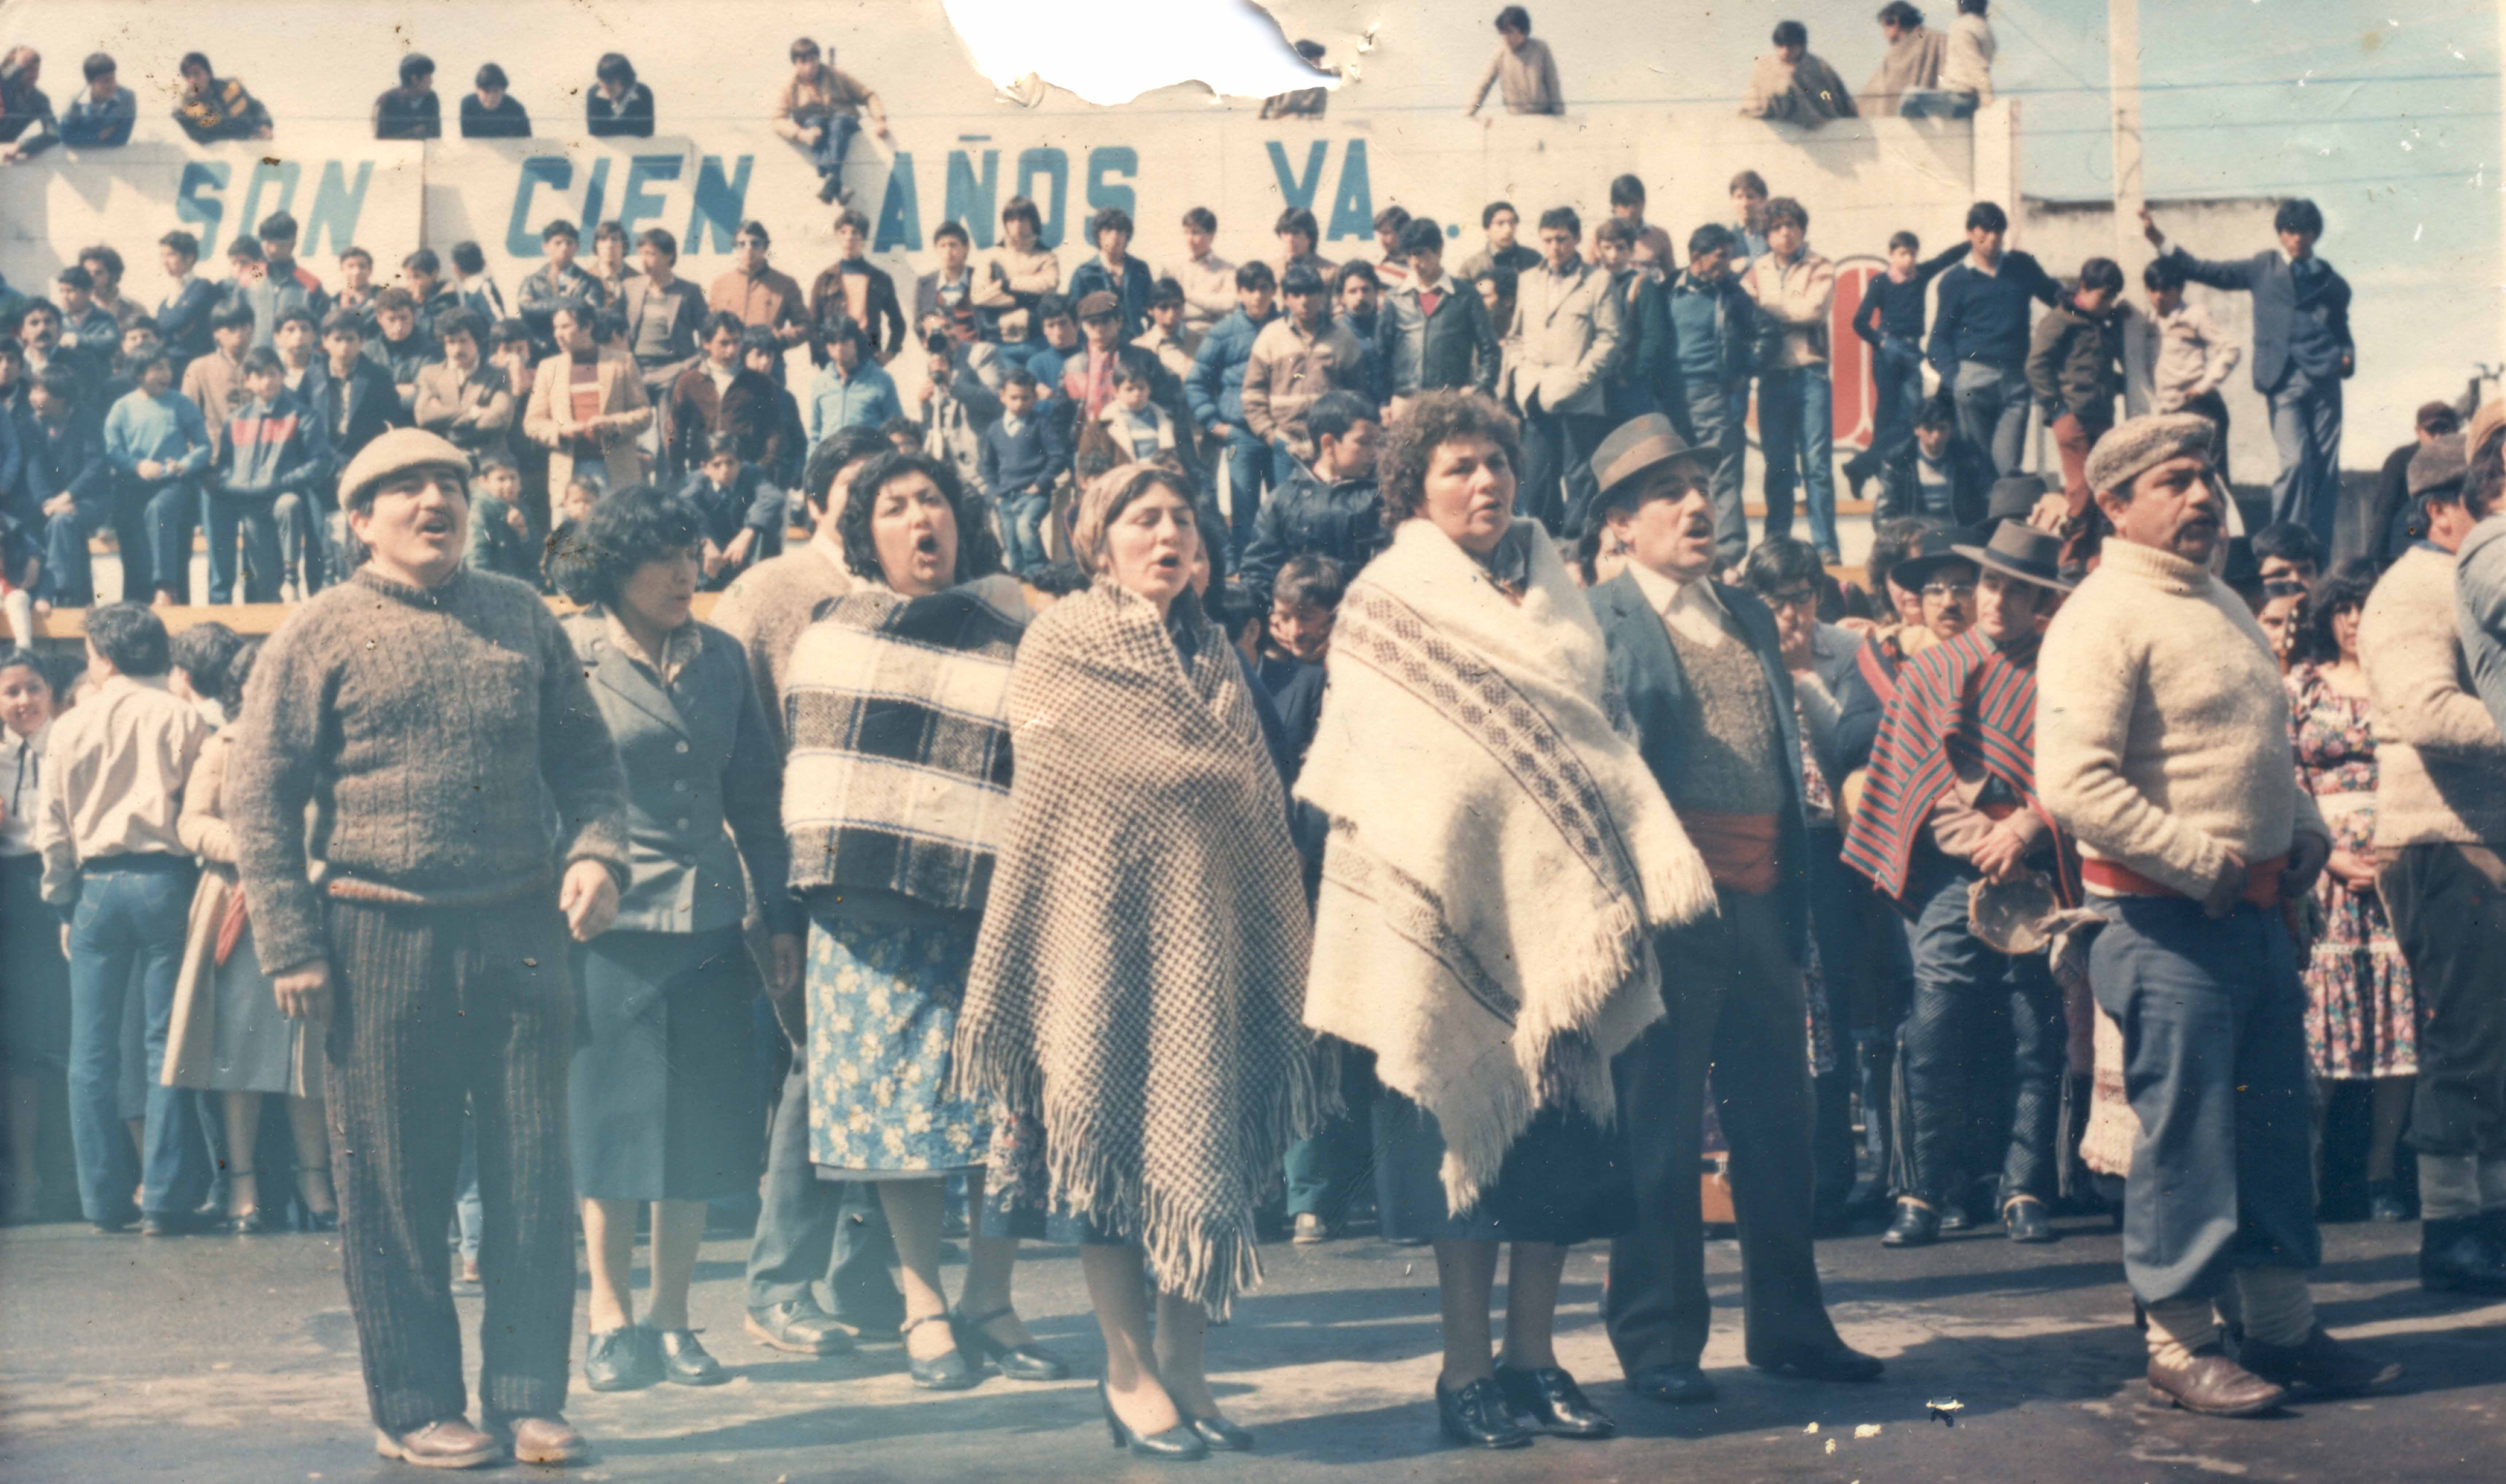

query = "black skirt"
[[1374, 1087, 1633, 1245], [0, 854, 70, 1073], [569, 925, 761, 1202]]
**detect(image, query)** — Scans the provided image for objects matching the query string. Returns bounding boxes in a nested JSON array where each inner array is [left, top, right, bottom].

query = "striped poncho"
[[1841, 627, 2076, 907]]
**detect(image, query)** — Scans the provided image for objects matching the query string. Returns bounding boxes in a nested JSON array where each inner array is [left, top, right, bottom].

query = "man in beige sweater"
[[2039, 413, 2395, 1416], [2360, 426, 2506, 1296]]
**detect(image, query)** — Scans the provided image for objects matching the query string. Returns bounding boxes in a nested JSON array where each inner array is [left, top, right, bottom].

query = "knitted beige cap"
[[2083, 412, 2216, 498], [337, 427, 475, 511]]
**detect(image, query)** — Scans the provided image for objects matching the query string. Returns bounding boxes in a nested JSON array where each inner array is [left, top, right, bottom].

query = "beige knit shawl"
[[953, 581, 1324, 1316], [1298, 520, 1718, 1214]]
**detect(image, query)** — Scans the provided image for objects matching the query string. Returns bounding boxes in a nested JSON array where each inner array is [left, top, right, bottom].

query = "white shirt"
[[1, 723, 48, 858], [1625, 560, 1734, 651]]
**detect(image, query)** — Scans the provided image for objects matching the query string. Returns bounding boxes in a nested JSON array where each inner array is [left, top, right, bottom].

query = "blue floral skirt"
[[806, 916, 992, 1179]]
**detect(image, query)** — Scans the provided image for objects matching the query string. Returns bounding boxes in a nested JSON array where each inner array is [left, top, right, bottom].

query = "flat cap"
[[2406, 431, 2467, 497], [2083, 412, 2214, 498], [337, 427, 475, 510], [1074, 290, 1120, 321]]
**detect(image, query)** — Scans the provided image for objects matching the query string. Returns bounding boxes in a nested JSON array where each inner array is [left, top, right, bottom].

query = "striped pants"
[[324, 896, 576, 1434]]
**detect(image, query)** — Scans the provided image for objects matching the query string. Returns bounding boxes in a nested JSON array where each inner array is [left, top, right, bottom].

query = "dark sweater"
[[979, 413, 1061, 502], [227, 566, 631, 971], [373, 87, 441, 141], [1926, 251, 2063, 372], [1851, 243, 1969, 346], [460, 93, 532, 138]]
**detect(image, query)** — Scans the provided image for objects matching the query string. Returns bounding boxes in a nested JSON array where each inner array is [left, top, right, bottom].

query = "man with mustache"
[[1587, 414, 1882, 1407], [2039, 413, 2397, 1416]]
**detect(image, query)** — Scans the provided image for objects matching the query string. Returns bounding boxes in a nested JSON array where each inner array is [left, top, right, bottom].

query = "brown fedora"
[[1591, 413, 1713, 512], [1952, 519, 2073, 592]]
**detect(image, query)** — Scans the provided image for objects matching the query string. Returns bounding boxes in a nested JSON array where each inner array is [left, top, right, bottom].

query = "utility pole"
[[2110, 0, 2145, 273]]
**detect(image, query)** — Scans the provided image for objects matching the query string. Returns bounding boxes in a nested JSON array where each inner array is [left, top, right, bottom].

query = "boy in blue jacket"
[[209, 348, 329, 603], [679, 433, 788, 590], [1184, 261, 1281, 564], [979, 370, 1062, 574]]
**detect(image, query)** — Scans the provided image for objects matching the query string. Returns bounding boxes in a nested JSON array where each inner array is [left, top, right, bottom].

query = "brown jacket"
[[524, 348, 652, 492], [412, 361, 516, 460], [1239, 315, 1366, 455]]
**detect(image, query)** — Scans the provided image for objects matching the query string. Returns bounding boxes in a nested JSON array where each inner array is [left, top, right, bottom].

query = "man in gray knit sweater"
[[228, 428, 629, 1470], [2040, 413, 2395, 1417], [2360, 420, 2506, 1296]]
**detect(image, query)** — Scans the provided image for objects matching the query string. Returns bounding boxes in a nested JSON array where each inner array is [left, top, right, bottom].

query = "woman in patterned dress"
[[2286, 568, 2419, 1221], [782, 453, 1066, 1391]]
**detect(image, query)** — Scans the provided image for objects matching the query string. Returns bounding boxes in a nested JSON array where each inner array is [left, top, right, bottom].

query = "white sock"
[[2421, 1153, 2483, 1222], [2144, 1296, 2218, 1366], [2233, 1265, 2314, 1348]]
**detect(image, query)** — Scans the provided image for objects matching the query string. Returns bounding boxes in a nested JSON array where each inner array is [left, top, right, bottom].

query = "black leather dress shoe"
[[952, 1305, 1072, 1381], [139, 1210, 207, 1237], [2421, 1218, 2506, 1295], [900, 1313, 980, 1391], [1880, 1200, 1939, 1248], [2002, 1196, 2056, 1243], [585, 1326, 662, 1392], [1186, 1412, 1256, 1452], [2237, 1325, 2402, 1396], [746, 1299, 854, 1354], [1937, 1204, 1973, 1233], [1494, 1364, 1615, 1438], [1436, 1376, 1532, 1449], [1750, 1341, 1886, 1383], [1626, 1363, 1718, 1404], [654, 1329, 728, 1386]]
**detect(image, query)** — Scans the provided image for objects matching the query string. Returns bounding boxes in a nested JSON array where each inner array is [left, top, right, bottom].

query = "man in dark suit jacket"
[[2141, 200, 2353, 549], [1584, 413, 1882, 1406]]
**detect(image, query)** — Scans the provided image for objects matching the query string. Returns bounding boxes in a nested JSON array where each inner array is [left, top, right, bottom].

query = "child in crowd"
[[679, 434, 787, 589], [1097, 361, 1176, 463], [464, 455, 537, 583], [1258, 552, 1342, 766], [541, 476, 602, 593], [980, 370, 1060, 574]]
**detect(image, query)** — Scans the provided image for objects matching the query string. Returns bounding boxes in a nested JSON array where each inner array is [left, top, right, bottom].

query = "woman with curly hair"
[[1298, 391, 1717, 1450], [554, 483, 797, 1393], [2286, 565, 2418, 1220], [778, 451, 1066, 1392], [956, 462, 1326, 1458]]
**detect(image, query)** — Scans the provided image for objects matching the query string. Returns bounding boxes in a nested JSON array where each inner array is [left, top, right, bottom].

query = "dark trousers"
[[1677, 380, 1751, 570], [2379, 844, 2506, 1162], [1845, 335, 1923, 489], [324, 897, 576, 1433], [1221, 427, 1273, 568], [1608, 890, 1841, 1374], [744, 1061, 902, 1324], [1519, 405, 1607, 537], [1804, 837, 1865, 1212], [1284, 1046, 1380, 1220], [1756, 367, 1839, 558], [804, 112, 861, 178], [204, 495, 282, 604], [1897, 861, 2067, 1209], [2178, 389, 2232, 486], [64, 857, 201, 1224], [2088, 895, 2318, 1306], [2267, 368, 2343, 550]]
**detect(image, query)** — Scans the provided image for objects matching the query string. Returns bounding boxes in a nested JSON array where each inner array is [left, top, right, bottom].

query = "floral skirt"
[[2303, 877, 2419, 1079], [806, 916, 992, 1179]]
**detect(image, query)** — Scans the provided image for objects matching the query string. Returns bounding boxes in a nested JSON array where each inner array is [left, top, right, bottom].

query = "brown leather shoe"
[[490, 1414, 589, 1466], [2237, 1325, 2403, 1396], [2146, 1346, 2288, 1418], [372, 1418, 501, 1469]]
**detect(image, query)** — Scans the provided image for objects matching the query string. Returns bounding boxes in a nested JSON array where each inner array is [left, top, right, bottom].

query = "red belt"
[[2083, 854, 2286, 909]]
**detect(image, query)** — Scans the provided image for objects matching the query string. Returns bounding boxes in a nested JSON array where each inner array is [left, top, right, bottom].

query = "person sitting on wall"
[[1742, 21, 1857, 126], [773, 38, 889, 207], [461, 62, 531, 139], [172, 51, 273, 143], [373, 53, 442, 141]]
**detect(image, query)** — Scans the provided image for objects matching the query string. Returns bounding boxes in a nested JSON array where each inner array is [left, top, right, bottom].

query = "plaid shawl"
[[1842, 627, 2078, 906], [1297, 520, 1717, 1214], [783, 574, 1027, 913], [953, 581, 1325, 1317]]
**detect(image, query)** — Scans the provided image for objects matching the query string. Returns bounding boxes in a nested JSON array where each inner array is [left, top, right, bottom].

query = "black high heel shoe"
[[900, 1313, 979, 1391], [952, 1305, 1072, 1381], [1099, 1380, 1208, 1461], [1185, 1413, 1255, 1452]]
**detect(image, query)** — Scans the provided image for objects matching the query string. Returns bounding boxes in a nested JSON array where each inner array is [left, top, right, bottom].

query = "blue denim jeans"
[[204, 495, 283, 604], [1757, 366, 1840, 557], [1847, 335, 1925, 485], [806, 112, 861, 178], [1223, 427, 1272, 567], [43, 493, 111, 607], [65, 858, 203, 1224], [998, 492, 1050, 574]]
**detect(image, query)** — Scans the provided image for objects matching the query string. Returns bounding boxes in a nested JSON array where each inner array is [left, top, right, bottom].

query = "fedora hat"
[[1887, 522, 1984, 592], [1590, 413, 1712, 511], [1986, 474, 2049, 524], [1952, 519, 2073, 592]]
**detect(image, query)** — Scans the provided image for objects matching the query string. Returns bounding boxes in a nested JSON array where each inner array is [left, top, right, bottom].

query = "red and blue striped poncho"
[[1841, 627, 2078, 909]]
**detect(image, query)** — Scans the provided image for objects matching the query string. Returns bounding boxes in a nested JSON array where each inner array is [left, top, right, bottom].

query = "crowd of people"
[[1, 5, 2502, 1475]]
